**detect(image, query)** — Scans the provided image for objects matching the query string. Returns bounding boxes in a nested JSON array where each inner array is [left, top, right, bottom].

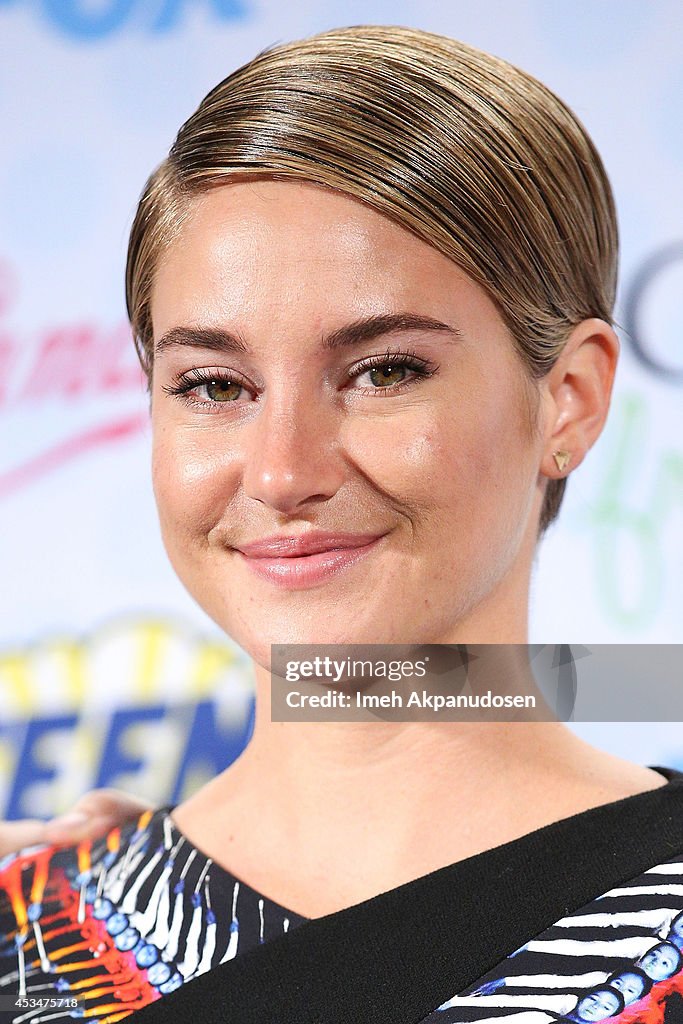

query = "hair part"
[[126, 24, 619, 537]]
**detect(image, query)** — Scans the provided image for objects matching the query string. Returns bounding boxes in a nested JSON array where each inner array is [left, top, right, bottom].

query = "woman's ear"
[[539, 318, 620, 479]]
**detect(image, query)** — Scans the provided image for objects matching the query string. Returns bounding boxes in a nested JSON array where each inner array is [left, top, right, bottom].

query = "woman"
[[2, 23, 683, 1024]]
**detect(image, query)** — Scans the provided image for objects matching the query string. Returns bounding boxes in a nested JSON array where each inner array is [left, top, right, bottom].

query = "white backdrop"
[[0, 0, 681, 819]]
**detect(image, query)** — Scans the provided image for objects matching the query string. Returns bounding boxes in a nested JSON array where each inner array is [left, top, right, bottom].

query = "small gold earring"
[[553, 450, 571, 472]]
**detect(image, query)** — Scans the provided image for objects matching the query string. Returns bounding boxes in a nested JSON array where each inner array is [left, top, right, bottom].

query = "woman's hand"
[[0, 788, 153, 857]]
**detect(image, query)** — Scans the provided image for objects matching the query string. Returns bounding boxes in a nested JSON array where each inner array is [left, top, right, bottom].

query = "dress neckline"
[[128, 765, 683, 1024], [160, 764, 682, 923]]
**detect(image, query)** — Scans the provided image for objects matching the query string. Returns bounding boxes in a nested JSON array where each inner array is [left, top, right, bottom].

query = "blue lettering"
[[2, 699, 257, 819], [34, 0, 249, 39], [208, 0, 248, 17], [96, 705, 167, 787], [152, 0, 248, 32], [41, 0, 137, 39], [7, 714, 78, 820], [172, 699, 253, 803]]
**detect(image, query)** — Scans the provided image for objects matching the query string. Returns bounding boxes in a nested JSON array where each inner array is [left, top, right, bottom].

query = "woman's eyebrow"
[[154, 312, 461, 357], [323, 312, 461, 349]]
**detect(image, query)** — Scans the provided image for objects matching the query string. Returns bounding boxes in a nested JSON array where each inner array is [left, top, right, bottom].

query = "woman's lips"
[[235, 534, 386, 589]]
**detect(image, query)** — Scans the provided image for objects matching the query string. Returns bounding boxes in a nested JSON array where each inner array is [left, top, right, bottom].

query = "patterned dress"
[[2, 767, 683, 1024]]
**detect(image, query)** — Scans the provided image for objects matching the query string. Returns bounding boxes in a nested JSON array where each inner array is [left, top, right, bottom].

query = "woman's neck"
[[172, 686, 666, 918]]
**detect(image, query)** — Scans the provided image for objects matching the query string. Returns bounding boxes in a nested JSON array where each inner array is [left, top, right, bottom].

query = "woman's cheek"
[[401, 431, 442, 471], [152, 435, 237, 542], [347, 412, 450, 493]]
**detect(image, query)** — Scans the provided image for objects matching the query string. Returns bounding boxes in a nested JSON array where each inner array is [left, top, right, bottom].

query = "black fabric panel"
[[128, 766, 683, 1024]]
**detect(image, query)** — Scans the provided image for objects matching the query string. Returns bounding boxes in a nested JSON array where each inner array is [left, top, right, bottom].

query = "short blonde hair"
[[126, 24, 618, 535]]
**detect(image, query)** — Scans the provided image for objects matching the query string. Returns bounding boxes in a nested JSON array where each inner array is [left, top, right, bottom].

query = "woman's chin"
[[239, 624, 427, 669]]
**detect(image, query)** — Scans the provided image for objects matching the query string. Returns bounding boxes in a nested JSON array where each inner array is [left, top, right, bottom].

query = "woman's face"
[[575, 989, 622, 1022], [639, 943, 681, 980], [610, 972, 646, 1005], [150, 180, 549, 662]]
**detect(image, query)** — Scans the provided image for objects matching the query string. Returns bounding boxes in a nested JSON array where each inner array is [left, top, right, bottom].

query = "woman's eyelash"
[[349, 348, 439, 384], [161, 366, 249, 399], [161, 349, 440, 407]]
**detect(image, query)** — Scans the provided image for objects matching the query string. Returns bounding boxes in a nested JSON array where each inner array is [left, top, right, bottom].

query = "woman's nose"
[[241, 393, 346, 513]]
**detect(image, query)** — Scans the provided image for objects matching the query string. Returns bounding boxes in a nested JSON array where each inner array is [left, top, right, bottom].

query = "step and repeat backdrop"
[[0, 0, 681, 820]]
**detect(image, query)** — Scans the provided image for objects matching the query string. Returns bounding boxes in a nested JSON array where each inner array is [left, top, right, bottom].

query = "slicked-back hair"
[[126, 24, 619, 536]]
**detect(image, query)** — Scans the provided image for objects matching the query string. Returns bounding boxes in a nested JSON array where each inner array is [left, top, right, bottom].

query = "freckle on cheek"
[[402, 434, 439, 465]]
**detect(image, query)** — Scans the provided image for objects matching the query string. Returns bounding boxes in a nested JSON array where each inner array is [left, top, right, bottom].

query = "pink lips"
[[234, 531, 386, 589]]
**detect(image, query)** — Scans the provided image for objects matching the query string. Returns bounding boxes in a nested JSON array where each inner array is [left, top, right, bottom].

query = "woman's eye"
[[361, 364, 409, 388], [161, 371, 250, 407], [349, 354, 436, 393], [200, 379, 244, 402]]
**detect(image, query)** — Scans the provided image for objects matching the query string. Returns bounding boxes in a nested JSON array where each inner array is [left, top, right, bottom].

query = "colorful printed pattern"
[[0, 808, 305, 1023], [424, 855, 683, 1024], [6, 812, 683, 1024]]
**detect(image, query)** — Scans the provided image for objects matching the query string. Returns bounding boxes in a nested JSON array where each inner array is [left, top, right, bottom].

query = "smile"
[[236, 535, 385, 590]]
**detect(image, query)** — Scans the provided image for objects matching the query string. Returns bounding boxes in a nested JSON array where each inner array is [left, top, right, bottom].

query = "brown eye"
[[368, 364, 408, 388], [205, 379, 242, 402]]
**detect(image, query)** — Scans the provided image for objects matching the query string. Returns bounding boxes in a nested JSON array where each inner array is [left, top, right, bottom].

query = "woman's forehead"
[[151, 181, 501, 340], [157, 180, 436, 275]]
